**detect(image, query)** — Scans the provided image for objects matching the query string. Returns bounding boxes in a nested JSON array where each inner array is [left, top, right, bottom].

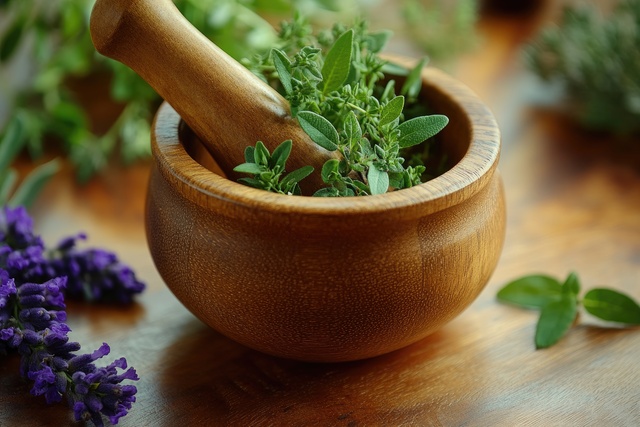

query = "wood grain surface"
[[2, 4, 639, 426]]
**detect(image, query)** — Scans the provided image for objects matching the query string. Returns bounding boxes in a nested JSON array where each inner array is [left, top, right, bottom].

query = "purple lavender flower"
[[46, 234, 145, 304], [1, 205, 142, 425], [0, 206, 144, 304], [0, 269, 17, 355], [0, 206, 46, 279], [67, 343, 139, 426], [8, 275, 140, 426]]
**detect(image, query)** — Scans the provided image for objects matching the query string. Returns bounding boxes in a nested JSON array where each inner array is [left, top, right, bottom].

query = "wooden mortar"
[[146, 65, 506, 362]]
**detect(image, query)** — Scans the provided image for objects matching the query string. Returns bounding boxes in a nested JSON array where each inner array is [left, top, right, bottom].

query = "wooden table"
[[2, 5, 639, 426]]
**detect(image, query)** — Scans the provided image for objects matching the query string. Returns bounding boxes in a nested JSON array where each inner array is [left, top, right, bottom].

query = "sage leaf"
[[321, 158, 340, 183], [254, 141, 270, 167], [380, 96, 405, 127], [297, 111, 339, 151], [233, 162, 262, 175], [497, 275, 563, 309], [271, 49, 293, 95], [244, 146, 255, 163], [343, 111, 362, 144], [270, 139, 292, 170], [321, 29, 353, 94], [535, 296, 578, 349], [401, 57, 428, 100], [367, 164, 389, 195], [398, 115, 449, 148], [281, 165, 314, 187], [583, 288, 640, 325], [9, 158, 60, 208]]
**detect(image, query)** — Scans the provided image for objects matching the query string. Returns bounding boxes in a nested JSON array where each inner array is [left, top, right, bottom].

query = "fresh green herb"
[[0, 117, 60, 207], [497, 272, 640, 349], [237, 17, 449, 196], [233, 140, 314, 195], [524, 0, 640, 135]]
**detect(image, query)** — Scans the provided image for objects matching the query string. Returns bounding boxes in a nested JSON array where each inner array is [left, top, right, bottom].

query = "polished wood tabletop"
[[2, 4, 639, 426]]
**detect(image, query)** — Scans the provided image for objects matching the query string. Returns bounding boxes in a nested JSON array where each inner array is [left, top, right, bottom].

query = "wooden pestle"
[[90, 0, 333, 194]]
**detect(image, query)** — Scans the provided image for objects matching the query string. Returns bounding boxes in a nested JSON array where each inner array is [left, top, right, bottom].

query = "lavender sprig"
[[1, 205, 142, 425], [46, 234, 145, 304], [0, 205, 145, 303]]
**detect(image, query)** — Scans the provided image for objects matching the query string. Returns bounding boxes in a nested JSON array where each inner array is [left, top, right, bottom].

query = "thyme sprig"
[[238, 17, 449, 196]]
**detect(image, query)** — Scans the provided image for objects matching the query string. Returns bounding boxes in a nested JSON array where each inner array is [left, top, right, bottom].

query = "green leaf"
[[321, 29, 353, 94], [535, 296, 578, 349], [271, 49, 293, 94], [398, 114, 449, 148], [0, 17, 25, 62], [233, 162, 262, 175], [313, 187, 340, 197], [380, 96, 405, 127], [401, 57, 429, 100], [281, 165, 314, 187], [254, 141, 270, 167], [497, 275, 563, 309], [297, 111, 339, 151], [365, 30, 393, 53], [321, 158, 340, 183], [0, 117, 26, 174], [367, 164, 389, 195], [343, 111, 362, 143], [562, 271, 581, 296], [0, 169, 18, 205], [270, 139, 292, 170], [244, 146, 255, 163], [9, 159, 61, 208], [583, 288, 640, 325]]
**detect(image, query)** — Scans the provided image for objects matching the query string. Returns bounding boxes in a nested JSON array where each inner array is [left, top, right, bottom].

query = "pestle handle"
[[90, 0, 332, 193]]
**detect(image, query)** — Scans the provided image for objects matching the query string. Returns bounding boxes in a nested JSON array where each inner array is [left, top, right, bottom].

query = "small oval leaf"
[[497, 275, 563, 309], [233, 162, 262, 175], [297, 111, 339, 151], [271, 49, 293, 95], [379, 96, 405, 127], [321, 29, 353, 94], [398, 114, 449, 148], [583, 288, 640, 325], [535, 296, 577, 349], [367, 164, 389, 195]]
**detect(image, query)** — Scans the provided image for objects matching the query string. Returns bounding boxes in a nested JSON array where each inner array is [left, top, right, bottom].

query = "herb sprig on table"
[[497, 272, 640, 349], [236, 17, 449, 196]]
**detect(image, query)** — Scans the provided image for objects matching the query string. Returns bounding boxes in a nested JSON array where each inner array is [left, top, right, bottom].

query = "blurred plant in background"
[[524, 0, 640, 136], [0, 0, 480, 182], [402, 0, 478, 62], [0, 118, 59, 208]]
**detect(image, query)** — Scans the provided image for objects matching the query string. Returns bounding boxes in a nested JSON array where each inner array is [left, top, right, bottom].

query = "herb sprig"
[[497, 272, 640, 349], [238, 17, 449, 196]]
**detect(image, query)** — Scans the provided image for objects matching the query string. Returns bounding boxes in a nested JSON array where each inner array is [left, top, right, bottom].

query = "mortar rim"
[[150, 66, 500, 219]]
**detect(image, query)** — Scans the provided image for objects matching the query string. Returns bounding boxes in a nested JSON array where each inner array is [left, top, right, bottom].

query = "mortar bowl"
[[145, 67, 505, 362]]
